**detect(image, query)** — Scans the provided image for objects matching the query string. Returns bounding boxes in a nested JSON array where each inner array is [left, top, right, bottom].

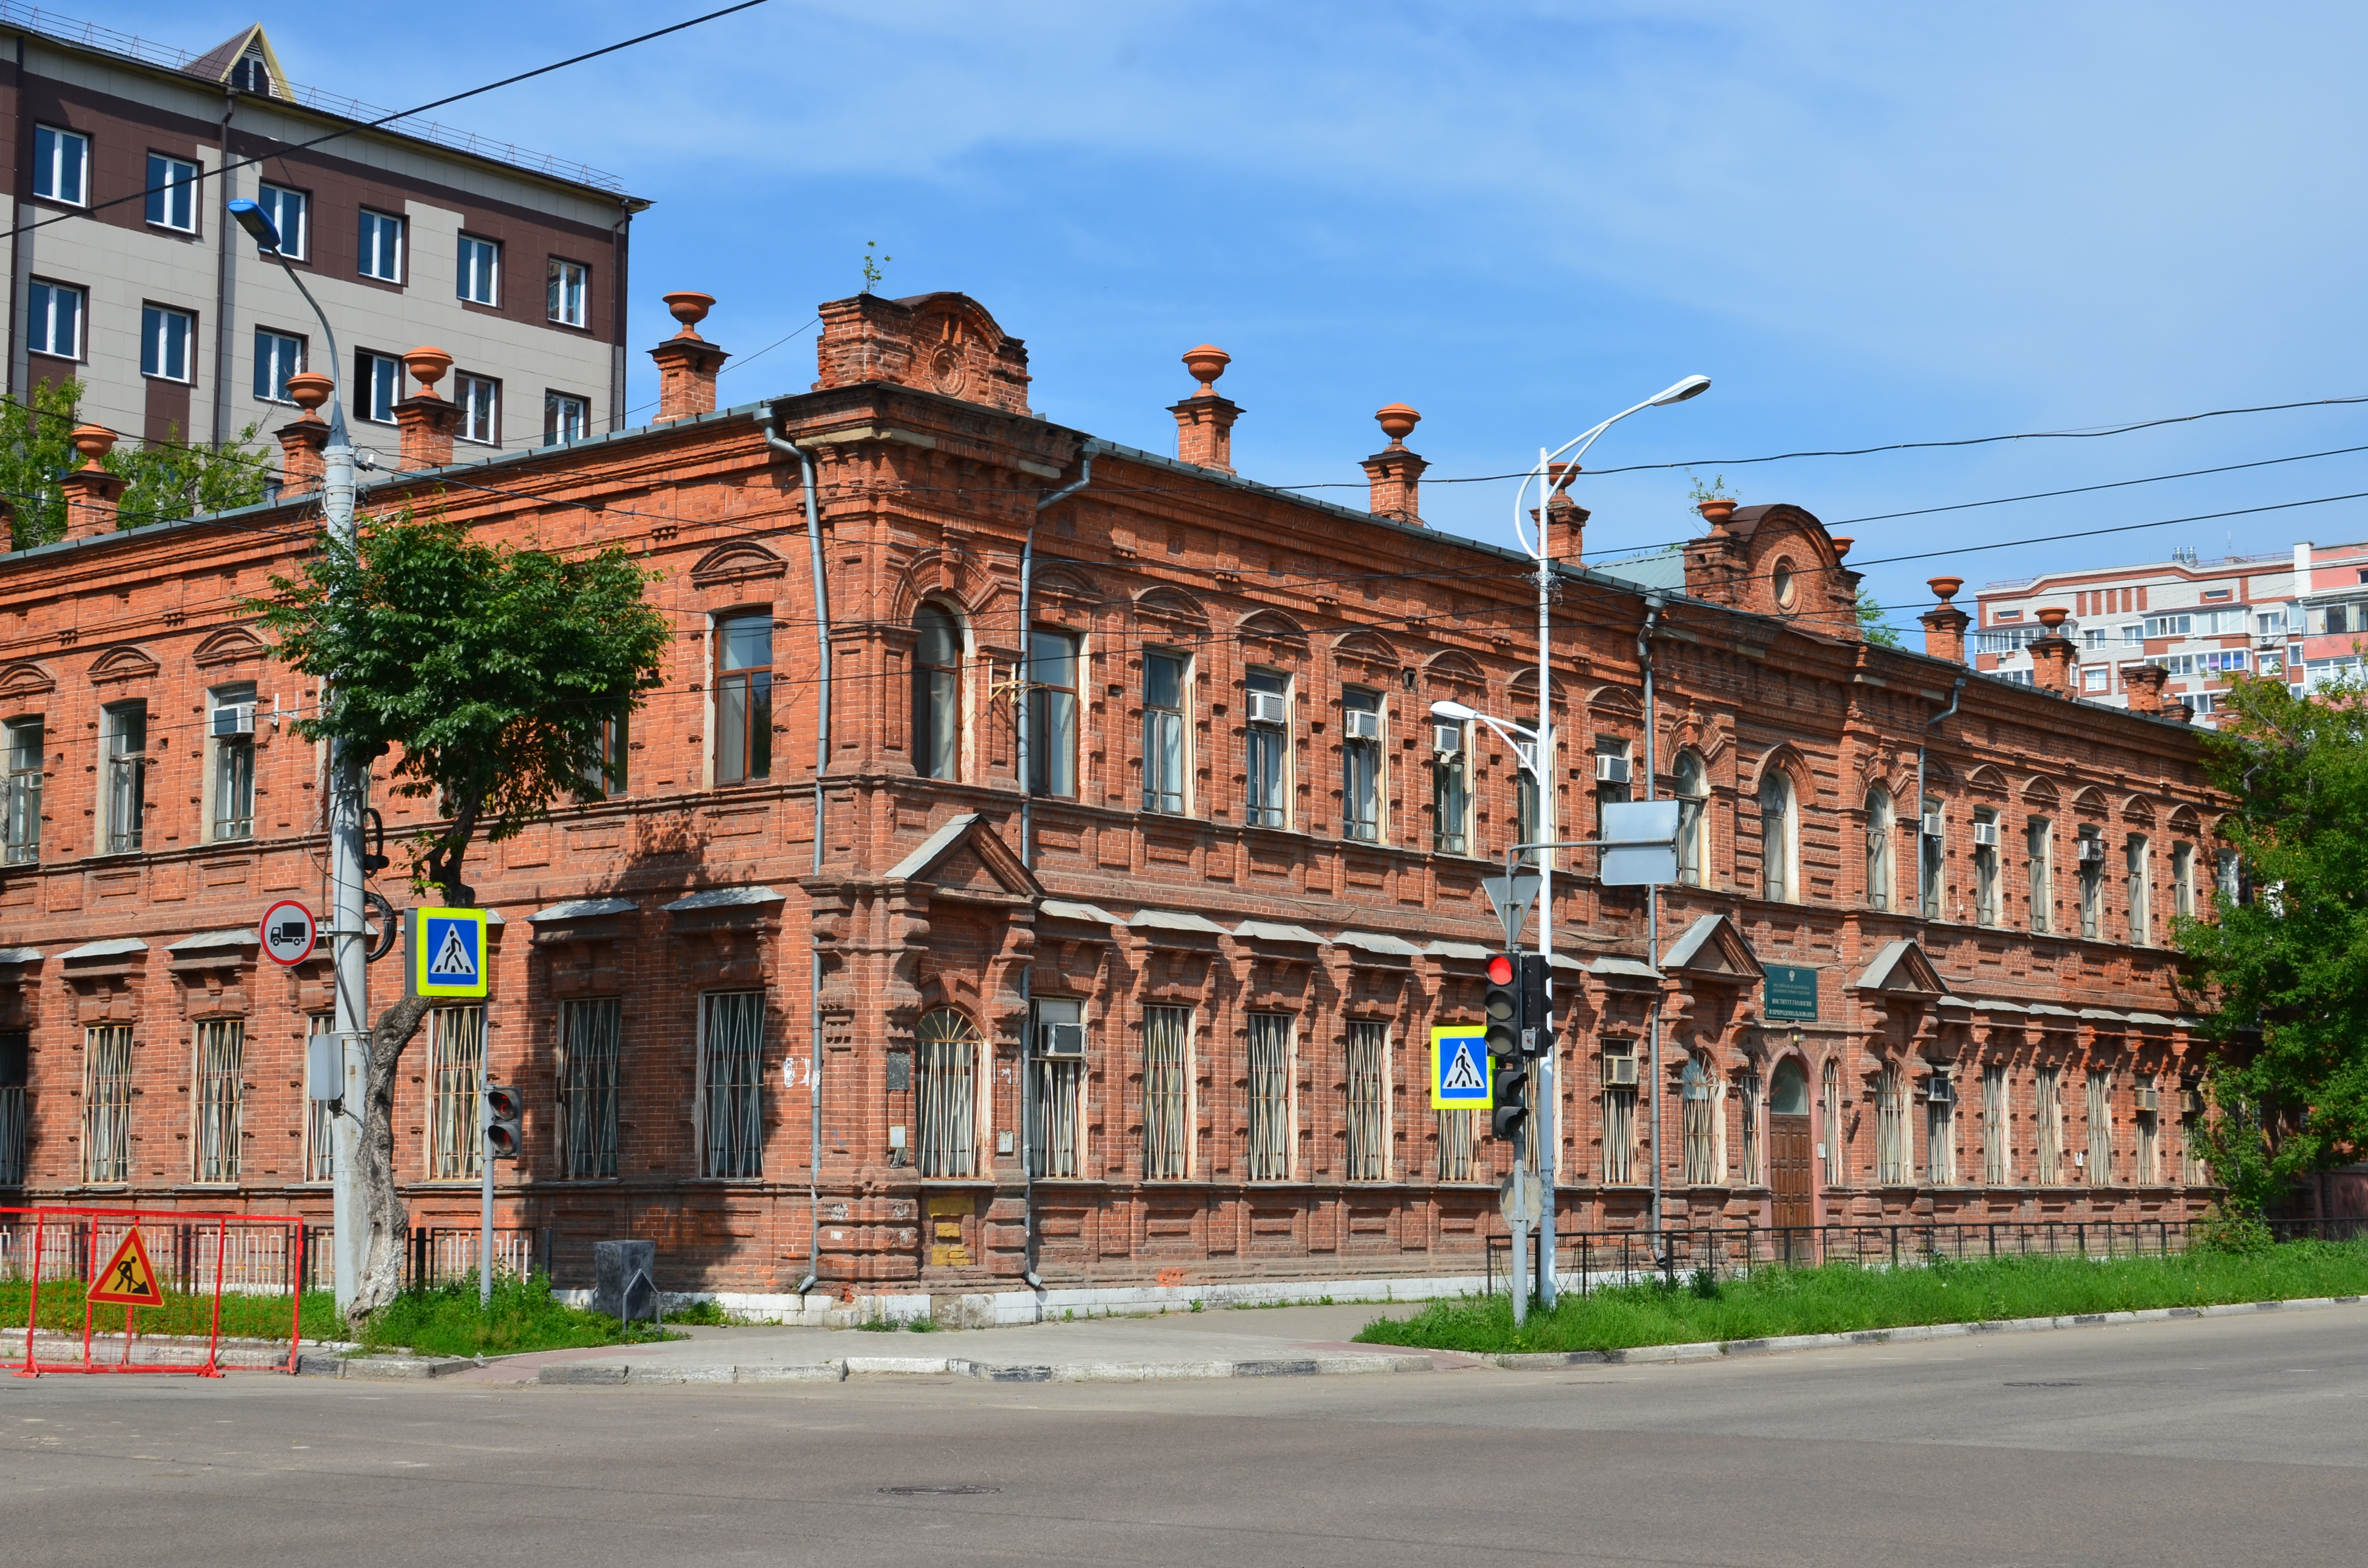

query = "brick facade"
[[0, 286, 2224, 1309]]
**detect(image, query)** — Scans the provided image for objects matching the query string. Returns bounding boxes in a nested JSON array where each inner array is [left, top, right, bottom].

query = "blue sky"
[[122, 0, 2368, 631]]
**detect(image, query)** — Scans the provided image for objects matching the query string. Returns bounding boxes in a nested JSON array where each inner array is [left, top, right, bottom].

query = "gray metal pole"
[[1533, 448, 1557, 1311], [1641, 597, 1665, 1258], [480, 1083, 494, 1307]]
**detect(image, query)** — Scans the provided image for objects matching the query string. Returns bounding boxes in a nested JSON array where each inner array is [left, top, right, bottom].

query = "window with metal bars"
[[1143, 1005, 1191, 1180], [2136, 1083, 2159, 1184], [1603, 1045, 1637, 1183], [1245, 1012, 1290, 1181], [913, 1008, 978, 1178], [2086, 1070, 2114, 1183], [1925, 1074, 1955, 1185], [1436, 1107, 1474, 1181], [699, 992, 766, 1179], [1028, 999, 1083, 1179], [192, 1018, 243, 1183], [1983, 1065, 2011, 1185], [1821, 1060, 1843, 1187], [1738, 1071, 1762, 1187], [304, 1014, 335, 1183], [1875, 1065, 1907, 1185], [559, 998, 622, 1179], [1344, 1021, 1388, 1182], [2035, 1066, 2063, 1185], [428, 1005, 485, 1181], [82, 1025, 133, 1184], [0, 1028, 26, 1187], [1682, 1059, 1717, 1185]]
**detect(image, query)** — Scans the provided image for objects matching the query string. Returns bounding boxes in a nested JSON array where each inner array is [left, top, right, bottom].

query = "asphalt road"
[[4, 1308, 2363, 1567]]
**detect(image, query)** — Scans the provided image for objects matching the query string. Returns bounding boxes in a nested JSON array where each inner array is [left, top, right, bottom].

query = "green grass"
[[1356, 1242, 2368, 1356], [1, 1280, 341, 1342], [355, 1274, 679, 1359]]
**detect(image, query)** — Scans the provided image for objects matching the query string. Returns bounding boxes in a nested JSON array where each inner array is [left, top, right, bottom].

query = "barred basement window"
[[1437, 1106, 1475, 1181], [1143, 1006, 1191, 1180], [1875, 1065, 1907, 1185], [192, 1018, 243, 1184], [0, 1028, 26, 1187], [2035, 1066, 2063, 1186], [700, 992, 766, 1179], [1029, 998, 1083, 1179], [1245, 1012, 1291, 1181], [1983, 1064, 2011, 1185], [2086, 1069, 2114, 1183], [1344, 1021, 1388, 1182], [1681, 1059, 1716, 1185], [82, 1024, 133, 1185], [559, 998, 622, 1179], [304, 1014, 335, 1183], [1822, 1059, 1843, 1187], [427, 1004, 485, 1181]]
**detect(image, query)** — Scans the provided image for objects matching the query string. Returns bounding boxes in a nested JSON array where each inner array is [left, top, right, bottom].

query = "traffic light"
[[1484, 952, 1524, 1063], [1519, 953, 1553, 1058], [484, 1082, 524, 1161], [1492, 1057, 1531, 1141]]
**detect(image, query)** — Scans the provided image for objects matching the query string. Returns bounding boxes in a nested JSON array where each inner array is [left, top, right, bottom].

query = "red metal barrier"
[[1, 1205, 307, 1377]]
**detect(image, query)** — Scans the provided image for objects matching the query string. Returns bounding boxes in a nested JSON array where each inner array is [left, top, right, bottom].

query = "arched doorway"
[[1767, 1056, 1814, 1243]]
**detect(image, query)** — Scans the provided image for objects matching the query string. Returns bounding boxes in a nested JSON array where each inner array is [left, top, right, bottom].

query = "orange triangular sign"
[[87, 1228, 163, 1307]]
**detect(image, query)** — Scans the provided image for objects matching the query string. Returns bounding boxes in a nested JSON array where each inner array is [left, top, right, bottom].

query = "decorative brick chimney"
[[2029, 605, 2079, 696], [813, 291, 1032, 412], [276, 371, 333, 495], [1545, 462, 1588, 564], [61, 424, 125, 541], [2122, 661, 2169, 716], [1919, 576, 1970, 662], [395, 347, 464, 471], [650, 291, 729, 420], [1361, 403, 1427, 524], [1170, 345, 1241, 474]]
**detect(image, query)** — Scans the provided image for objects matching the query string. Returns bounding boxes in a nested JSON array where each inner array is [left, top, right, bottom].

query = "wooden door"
[[1769, 1113, 1814, 1234]]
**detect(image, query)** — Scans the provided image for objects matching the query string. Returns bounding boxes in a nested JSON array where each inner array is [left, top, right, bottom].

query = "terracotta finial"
[[285, 372, 333, 421], [403, 346, 453, 399], [1375, 403, 1420, 448], [1927, 576, 1963, 602], [1831, 536, 1853, 559], [2035, 605, 2070, 630], [664, 290, 715, 340], [1182, 344, 1231, 396], [69, 424, 115, 469]]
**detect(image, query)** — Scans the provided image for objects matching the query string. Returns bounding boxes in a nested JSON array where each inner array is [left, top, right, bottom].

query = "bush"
[[2193, 1206, 2276, 1256], [358, 1274, 676, 1358]]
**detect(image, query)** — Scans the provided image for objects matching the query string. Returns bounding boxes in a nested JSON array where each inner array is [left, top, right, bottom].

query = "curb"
[[526, 1351, 1435, 1386], [1479, 1293, 2367, 1369], [299, 1352, 476, 1380]]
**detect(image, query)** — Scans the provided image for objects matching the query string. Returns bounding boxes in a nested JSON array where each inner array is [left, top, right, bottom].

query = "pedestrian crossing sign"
[[407, 906, 490, 999], [1430, 1024, 1492, 1110]]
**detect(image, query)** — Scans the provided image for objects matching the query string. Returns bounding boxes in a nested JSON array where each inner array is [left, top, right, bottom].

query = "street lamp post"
[[1512, 374, 1709, 1307], [230, 198, 369, 1316]]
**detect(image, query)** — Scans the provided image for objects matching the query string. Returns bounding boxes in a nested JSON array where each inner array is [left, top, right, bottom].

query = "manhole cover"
[[2002, 1381, 2084, 1387], [879, 1485, 1000, 1496]]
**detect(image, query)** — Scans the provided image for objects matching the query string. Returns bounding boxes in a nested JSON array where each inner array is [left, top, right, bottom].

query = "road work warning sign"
[[88, 1228, 163, 1307], [1430, 1023, 1492, 1110]]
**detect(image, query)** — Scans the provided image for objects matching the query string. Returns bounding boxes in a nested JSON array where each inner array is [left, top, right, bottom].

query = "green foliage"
[[665, 1297, 730, 1326], [1857, 589, 1903, 647], [250, 509, 670, 898], [0, 1280, 340, 1341], [2173, 670, 2368, 1213], [1356, 1244, 2368, 1355], [862, 239, 892, 293], [2192, 1205, 2276, 1256], [1685, 468, 1733, 506], [357, 1274, 676, 1358], [0, 378, 270, 550]]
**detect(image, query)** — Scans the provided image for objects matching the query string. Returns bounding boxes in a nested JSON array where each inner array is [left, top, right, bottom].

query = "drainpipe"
[[211, 88, 237, 449], [1018, 455, 1091, 1301], [1915, 676, 1967, 920], [761, 410, 830, 1299], [1638, 595, 1666, 1257]]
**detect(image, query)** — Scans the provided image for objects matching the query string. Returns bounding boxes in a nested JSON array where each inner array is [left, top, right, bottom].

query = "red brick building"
[[0, 287, 2226, 1319]]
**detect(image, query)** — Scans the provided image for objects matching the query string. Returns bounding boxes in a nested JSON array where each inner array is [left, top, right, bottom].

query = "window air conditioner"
[[2179, 1089, 2204, 1116], [1246, 689, 1290, 726], [1343, 709, 1382, 741], [1036, 1022, 1085, 1059], [2133, 1085, 2159, 1113], [1432, 722, 1463, 756], [1972, 821, 2000, 848], [211, 703, 256, 738], [2078, 836, 2107, 863], [1922, 810, 1945, 839], [1602, 1053, 1639, 1087], [1594, 754, 1632, 784], [1924, 1076, 1956, 1104]]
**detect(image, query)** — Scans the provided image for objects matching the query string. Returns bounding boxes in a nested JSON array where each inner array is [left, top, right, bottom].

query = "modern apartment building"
[[0, 9, 641, 468]]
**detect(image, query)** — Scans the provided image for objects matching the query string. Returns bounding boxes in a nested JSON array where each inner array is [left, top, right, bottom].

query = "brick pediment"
[[0, 660, 54, 700], [191, 626, 269, 667], [87, 644, 160, 684], [884, 811, 1043, 903]]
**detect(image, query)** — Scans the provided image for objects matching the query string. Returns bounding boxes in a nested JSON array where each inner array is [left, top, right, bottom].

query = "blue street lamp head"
[[226, 197, 281, 252]]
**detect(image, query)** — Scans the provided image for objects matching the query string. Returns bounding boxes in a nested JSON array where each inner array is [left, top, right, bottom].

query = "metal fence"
[[1, 1211, 310, 1296], [1486, 1215, 2368, 1298], [293, 1227, 556, 1294]]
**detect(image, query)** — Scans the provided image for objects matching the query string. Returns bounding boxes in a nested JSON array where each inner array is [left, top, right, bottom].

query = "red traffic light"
[[1486, 953, 1517, 985]]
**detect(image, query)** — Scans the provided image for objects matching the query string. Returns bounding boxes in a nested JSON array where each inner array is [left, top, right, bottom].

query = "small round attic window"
[[1772, 558, 1797, 609]]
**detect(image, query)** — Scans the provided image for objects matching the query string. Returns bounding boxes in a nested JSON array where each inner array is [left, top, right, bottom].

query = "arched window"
[[1758, 768, 1796, 902], [1674, 749, 1708, 886], [914, 1009, 981, 1177], [1865, 786, 1895, 911], [1770, 1057, 1809, 1115], [912, 605, 962, 781]]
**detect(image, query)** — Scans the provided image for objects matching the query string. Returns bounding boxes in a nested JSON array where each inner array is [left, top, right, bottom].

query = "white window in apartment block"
[[2082, 666, 2108, 693], [254, 328, 304, 403], [454, 372, 498, 445], [192, 1018, 243, 1183], [1342, 688, 1384, 842], [914, 1008, 980, 1178], [33, 125, 87, 205], [1246, 1012, 1292, 1181], [358, 351, 401, 424], [1029, 998, 1084, 1179], [548, 258, 589, 327], [1925, 1071, 1955, 1185], [255, 183, 308, 258], [543, 391, 591, 446], [699, 992, 766, 1179], [304, 1014, 336, 1183], [3, 718, 41, 866], [101, 702, 146, 854], [82, 1024, 133, 1184], [1143, 1005, 1191, 1179], [1983, 1064, 2011, 1185], [1142, 652, 1189, 815], [27, 280, 83, 359], [358, 209, 404, 282], [559, 997, 622, 1179], [0, 1028, 25, 1188], [141, 305, 195, 382], [145, 153, 199, 232], [1246, 669, 1290, 827], [2086, 1069, 2114, 1184], [427, 1004, 485, 1181], [1875, 1063, 1907, 1184], [1603, 1042, 1638, 1184], [1029, 629, 1081, 799], [2035, 1065, 2063, 1186], [1345, 1021, 1389, 1182], [457, 235, 499, 306], [208, 684, 256, 842]]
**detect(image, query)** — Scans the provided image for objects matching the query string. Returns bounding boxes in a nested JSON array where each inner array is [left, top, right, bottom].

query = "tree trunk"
[[350, 992, 435, 1320]]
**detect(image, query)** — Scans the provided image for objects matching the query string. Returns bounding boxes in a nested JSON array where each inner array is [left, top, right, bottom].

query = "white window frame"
[[1142, 1004, 1193, 1180], [1674, 749, 1709, 887], [303, 1013, 336, 1183], [254, 327, 305, 404], [1759, 769, 1798, 903], [1865, 786, 1894, 911], [82, 1024, 133, 1184], [100, 701, 146, 854], [141, 304, 196, 383], [1341, 686, 1384, 843], [145, 152, 199, 233], [1431, 717, 1470, 854], [454, 371, 499, 446], [426, 1004, 486, 1181], [205, 683, 257, 843], [1142, 650, 1191, 816], [548, 257, 589, 327], [1029, 626, 1081, 800], [1344, 1020, 1391, 1182], [358, 208, 405, 283], [1028, 998, 1085, 1180], [255, 182, 309, 259], [3, 717, 42, 866], [1245, 1011, 1294, 1182], [27, 279, 85, 360], [358, 351, 401, 425], [457, 234, 500, 306], [543, 390, 591, 446], [2127, 833, 2152, 945], [191, 1017, 243, 1183], [1245, 668, 1291, 829], [32, 124, 87, 206]]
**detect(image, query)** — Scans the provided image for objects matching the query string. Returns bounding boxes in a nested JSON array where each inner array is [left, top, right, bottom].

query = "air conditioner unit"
[[1922, 811, 1945, 839], [1246, 689, 1290, 726], [1602, 1054, 1639, 1087], [1972, 821, 2000, 848], [210, 703, 256, 738], [1036, 1022, 1085, 1059], [1432, 722, 1463, 756], [2133, 1085, 2159, 1112], [2179, 1089, 2204, 1116], [1343, 709, 1382, 741], [1924, 1076, 1956, 1104], [2078, 836, 2107, 863], [1594, 754, 1632, 784]]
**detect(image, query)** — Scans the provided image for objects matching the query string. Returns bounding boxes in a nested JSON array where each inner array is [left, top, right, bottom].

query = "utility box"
[[592, 1239, 656, 1322]]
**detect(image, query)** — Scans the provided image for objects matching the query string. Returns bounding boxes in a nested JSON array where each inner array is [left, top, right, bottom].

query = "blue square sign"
[[1430, 1025, 1492, 1110], [408, 906, 489, 999]]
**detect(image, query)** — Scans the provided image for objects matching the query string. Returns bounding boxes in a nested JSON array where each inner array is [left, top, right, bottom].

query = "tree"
[[2173, 668, 2368, 1216], [1856, 589, 1902, 648], [252, 510, 671, 1313], [2, 377, 270, 550]]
